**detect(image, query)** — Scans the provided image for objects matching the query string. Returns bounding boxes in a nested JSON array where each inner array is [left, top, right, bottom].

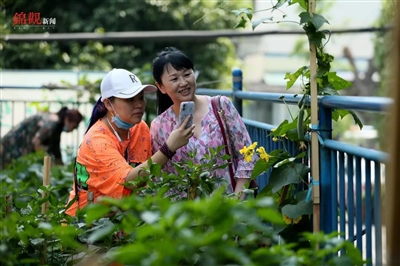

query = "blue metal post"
[[318, 105, 333, 233], [232, 68, 243, 116]]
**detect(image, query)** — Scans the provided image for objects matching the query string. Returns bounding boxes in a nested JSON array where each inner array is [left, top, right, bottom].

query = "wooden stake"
[[386, 2, 400, 264], [41, 156, 51, 215], [308, 0, 321, 233]]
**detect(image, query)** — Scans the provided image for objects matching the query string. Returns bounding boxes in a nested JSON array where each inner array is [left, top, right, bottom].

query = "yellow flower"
[[271, 128, 277, 132], [283, 214, 302, 225], [240, 142, 258, 162], [281, 134, 287, 139], [293, 216, 302, 224], [283, 214, 292, 225], [272, 137, 278, 142], [256, 147, 270, 162]]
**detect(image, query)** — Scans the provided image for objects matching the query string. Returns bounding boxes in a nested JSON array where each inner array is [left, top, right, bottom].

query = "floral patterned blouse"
[[150, 96, 255, 193]]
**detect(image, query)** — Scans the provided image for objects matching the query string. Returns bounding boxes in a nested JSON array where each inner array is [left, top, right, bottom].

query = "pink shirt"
[[150, 96, 255, 193]]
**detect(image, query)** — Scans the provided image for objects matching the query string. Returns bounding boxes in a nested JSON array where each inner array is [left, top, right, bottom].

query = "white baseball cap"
[[100, 68, 157, 102]]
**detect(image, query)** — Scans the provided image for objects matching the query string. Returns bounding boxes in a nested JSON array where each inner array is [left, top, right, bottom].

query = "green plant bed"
[[1, 152, 366, 266]]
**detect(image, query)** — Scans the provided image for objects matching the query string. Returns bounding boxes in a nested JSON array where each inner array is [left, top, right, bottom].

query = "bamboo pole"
[[41, 156, 51, 215], [308, 0, 320, 233], [386, 2, 400, 264]]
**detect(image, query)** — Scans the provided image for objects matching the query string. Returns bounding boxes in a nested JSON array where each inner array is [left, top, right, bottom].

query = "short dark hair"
[[152, 47, 194, 115]]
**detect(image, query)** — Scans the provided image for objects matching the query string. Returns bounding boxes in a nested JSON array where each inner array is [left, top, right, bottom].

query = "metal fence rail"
[[318, 98, 390, 265]]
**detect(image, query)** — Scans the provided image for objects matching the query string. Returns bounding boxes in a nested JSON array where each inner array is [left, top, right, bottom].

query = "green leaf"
[[281, 200, 313, 218], [231, 8, 253, 20], [290, 0, 307, 10], [87, 222, 116, 244], [234, 17, 248, 29], [308, 30, 327, 47], [255, 197, 274, 207], [269, 163, 310, 193], [333, 108, 363, 131], [257, 184, 273, 197], [349, 110, 364, 129], [252, 17, 273, 30], [284, 66, 307, 89], [49, 193, 59, 206], [327, 72, 353, 90], [149, 163, 161, 177], [299, 12, 312, 25], [140, 211, 160, 224], [250, 159, 268, 179], [299, 12, 329, 30], [38, 222, 52, 230], [334, 109, 351, 119], [318, 84, 340, 96], [173, 163, 186, 176], [311, 13, 330, 30], [277, 119, 298, 136], [257, 208, 285, 224], [295, 190, 309, 202], [270, 120, 289, 136], [273, 0, 289, 9], [274, 157, 296, 168], [84, 204, 112, 224]]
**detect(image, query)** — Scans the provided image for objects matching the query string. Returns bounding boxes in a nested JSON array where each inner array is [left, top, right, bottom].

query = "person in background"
[[150, 47, 256, 198], [0, 107, 83, 168], [65, 68, 194, 217]]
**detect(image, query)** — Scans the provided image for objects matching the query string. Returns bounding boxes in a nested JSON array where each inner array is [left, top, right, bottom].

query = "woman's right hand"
[[166, 115, 195, 152]]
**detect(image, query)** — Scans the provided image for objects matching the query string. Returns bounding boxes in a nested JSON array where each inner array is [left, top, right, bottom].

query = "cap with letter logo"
[[100, 68, 157, 102]]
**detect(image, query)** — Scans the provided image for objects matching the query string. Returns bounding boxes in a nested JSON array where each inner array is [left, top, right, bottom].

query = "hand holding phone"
[[179, 101, 195, 129]]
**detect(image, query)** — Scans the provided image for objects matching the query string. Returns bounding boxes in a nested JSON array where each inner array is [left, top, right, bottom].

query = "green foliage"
[[230, 0, 368, 254], [232, 0, 363, 130], [0, 151, 365, 265], [0, 151, 73, 204], [241, 142, 314, 248], [373, 1, 397, 148], [2, 0, 251, 90], [373, 0, 397, 97], [128, 145, 230, 201]]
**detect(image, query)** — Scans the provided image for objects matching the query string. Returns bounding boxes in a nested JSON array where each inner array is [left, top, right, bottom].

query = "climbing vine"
[[233, 0, 363, 134], [231, 0, 364, 244]]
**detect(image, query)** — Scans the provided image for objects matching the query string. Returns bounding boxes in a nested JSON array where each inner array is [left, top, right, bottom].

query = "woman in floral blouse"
[[150, 47, 256, 196], [0, 107, 83, 168]]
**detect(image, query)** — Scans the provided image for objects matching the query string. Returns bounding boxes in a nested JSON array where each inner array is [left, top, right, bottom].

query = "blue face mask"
[[112, 114, 134, 129], [109, 102, 135, 130], [62, 126, 68, 132]]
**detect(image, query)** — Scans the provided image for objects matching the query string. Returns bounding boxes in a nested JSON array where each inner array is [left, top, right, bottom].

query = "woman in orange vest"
[[65, 68, 195, 216]]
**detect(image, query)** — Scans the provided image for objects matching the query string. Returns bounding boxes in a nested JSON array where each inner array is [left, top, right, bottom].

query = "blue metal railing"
[[197, 69, 389, 265], [2, 68, 389, 264]]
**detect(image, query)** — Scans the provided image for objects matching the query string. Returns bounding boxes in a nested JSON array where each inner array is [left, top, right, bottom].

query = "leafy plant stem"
[[262, 20, 300, 25], [282, 99, 294, 121]]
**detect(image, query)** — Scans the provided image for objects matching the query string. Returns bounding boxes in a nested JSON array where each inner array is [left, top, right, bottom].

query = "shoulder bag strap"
[[211, 96, 237, 190]]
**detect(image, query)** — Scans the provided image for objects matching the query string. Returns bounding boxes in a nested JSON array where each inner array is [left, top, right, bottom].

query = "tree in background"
[[373, 0, 397, 149], [1, 0, 252, 125], [374, 0, 397, 97], [1, 0, 252, 90]]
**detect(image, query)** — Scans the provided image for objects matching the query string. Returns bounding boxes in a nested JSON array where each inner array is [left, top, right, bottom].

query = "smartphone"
[[179, 101, 195, 129]]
